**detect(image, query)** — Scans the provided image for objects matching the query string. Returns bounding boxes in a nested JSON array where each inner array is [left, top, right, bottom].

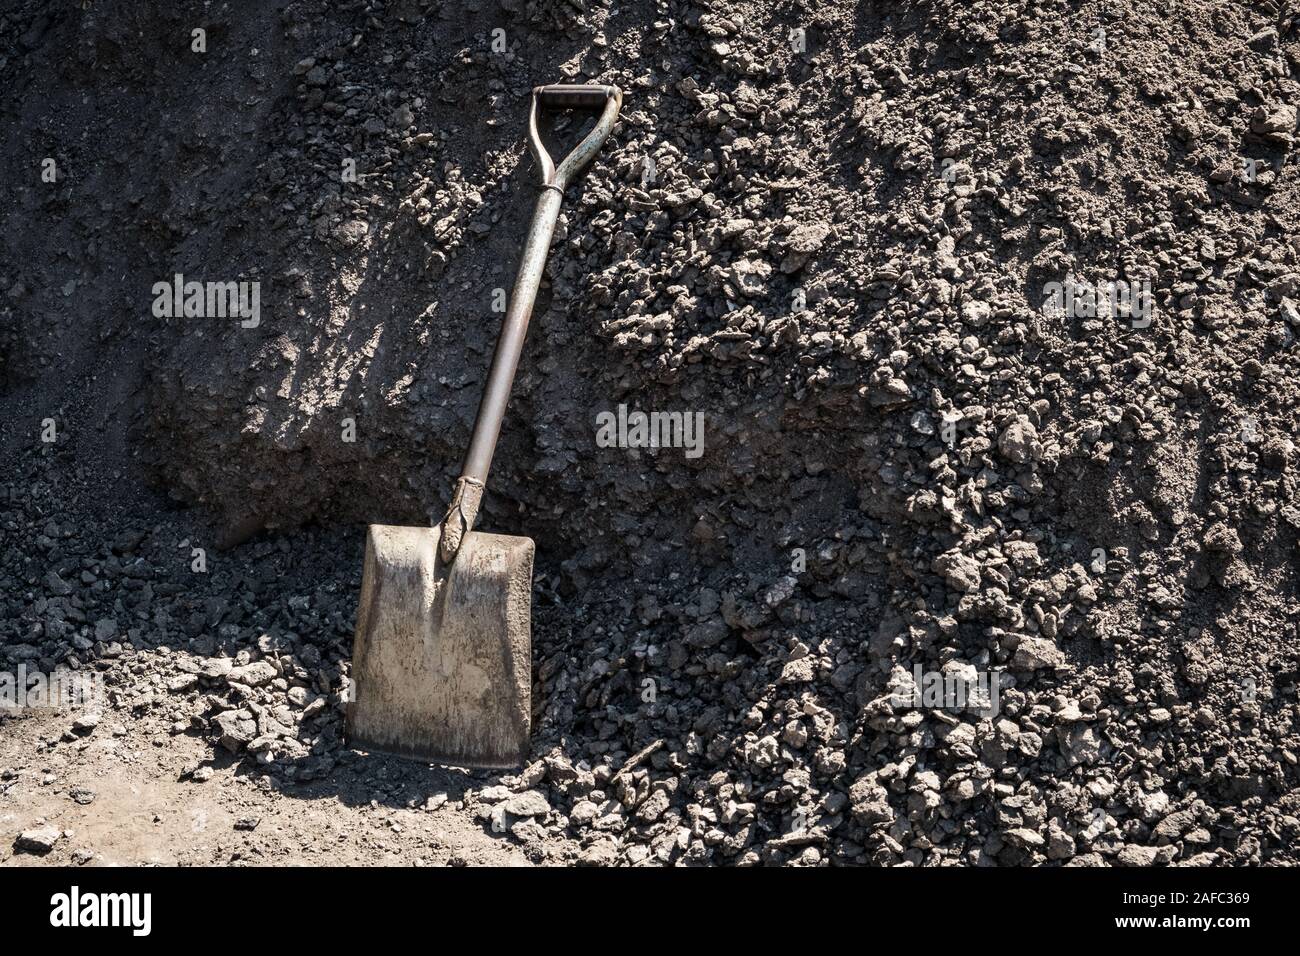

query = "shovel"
[[347, 84, 623, 768]]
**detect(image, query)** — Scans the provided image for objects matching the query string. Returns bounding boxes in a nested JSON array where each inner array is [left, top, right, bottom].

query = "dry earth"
[[3, 0, 1300, 866]]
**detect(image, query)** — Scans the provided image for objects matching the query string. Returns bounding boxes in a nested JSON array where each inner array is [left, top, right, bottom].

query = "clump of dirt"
[[3, 0, 1300, 866]]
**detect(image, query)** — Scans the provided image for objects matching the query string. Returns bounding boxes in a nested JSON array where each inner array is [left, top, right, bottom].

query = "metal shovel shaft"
[[439, 84, 621, 563], [462, 187, 562, 486]]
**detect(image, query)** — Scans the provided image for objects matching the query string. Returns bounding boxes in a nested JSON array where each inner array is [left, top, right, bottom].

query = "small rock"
[[1003, 827, 1045, 848], [211, 709, 257, 752], [637, 789, 671, 823], [1117, 843, 1160, 866], [569, 801, 600, 826], [517, 760, 548, 790], [962, 300, 992, 327], [1251, 104, 1296, 141], [998, 416, 1042, 465], [1013, 636, 1065, 670], [14, 826, 61, 854], [510, 819, 547, 843], [45, 570, 73, 596], [578, 840, 619, 866], [503, 790, 550, 818], [201, 658, 233, 680], [71, 712, 101, 734], [933, 550, 982, 594], [227, 661, 277, 688]]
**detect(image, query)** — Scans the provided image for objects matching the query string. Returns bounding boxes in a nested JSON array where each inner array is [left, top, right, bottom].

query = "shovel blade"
[[347, 524, 533, 768]]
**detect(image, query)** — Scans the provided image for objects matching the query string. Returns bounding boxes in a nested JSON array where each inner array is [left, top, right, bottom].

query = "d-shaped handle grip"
[[535, 84, 618, 110], [527, 83, 623, 192]]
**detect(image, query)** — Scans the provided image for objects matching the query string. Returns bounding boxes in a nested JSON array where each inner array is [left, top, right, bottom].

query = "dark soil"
[[3, 0, 1300, 866]]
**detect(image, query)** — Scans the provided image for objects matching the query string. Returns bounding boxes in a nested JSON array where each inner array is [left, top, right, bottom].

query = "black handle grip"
[[534, 84, 617, 110]]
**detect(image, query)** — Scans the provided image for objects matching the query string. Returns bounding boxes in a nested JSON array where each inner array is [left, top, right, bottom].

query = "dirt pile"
[[3, 0, 1300, 865]]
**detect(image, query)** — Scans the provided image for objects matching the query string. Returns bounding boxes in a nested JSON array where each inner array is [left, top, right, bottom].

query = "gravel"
[[2, 0, 1300, 867]]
